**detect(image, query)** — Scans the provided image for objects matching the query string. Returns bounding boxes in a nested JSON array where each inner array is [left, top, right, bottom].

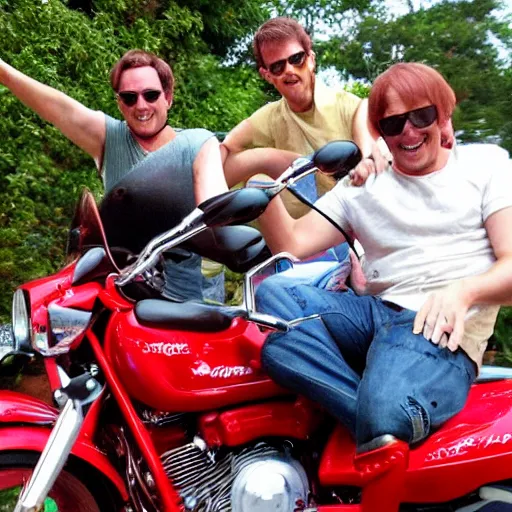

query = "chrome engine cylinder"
[[161, 440, 309, 512], [231, 456, 309, 512]]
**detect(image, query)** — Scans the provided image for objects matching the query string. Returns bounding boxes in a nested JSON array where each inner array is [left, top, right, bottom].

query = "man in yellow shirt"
[[222, 17, 381, 218]]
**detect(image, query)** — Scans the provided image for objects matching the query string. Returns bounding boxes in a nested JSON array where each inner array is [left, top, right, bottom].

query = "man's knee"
[[255, 275, 297, 316], [356, 392, 430, 446]]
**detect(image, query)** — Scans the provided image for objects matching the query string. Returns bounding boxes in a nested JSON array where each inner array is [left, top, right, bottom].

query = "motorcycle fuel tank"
[[105, 310, 285, 412]]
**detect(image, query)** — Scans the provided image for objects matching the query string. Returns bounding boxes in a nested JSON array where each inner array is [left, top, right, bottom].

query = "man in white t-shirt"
[[254, 62, 512, 448]]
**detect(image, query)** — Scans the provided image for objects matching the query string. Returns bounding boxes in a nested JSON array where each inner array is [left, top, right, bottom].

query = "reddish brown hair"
[[368, 62, 456, 134], [110, 49, 174, 96], [253, 17, 312, 69]]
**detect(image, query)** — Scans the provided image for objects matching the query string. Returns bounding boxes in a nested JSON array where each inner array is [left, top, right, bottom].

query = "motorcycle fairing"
[[198, 398, 323, 447], [320, 378, 512, 504], [105, 311, 287, 412]]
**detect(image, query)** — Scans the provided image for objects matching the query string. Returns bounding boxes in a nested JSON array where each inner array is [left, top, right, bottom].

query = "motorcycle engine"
[[161, 438, 310, 512]]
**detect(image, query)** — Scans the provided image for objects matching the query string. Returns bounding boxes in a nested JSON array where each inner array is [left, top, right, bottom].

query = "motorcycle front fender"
[[0, 391, 57, 425], [0, 392, 129, 502]]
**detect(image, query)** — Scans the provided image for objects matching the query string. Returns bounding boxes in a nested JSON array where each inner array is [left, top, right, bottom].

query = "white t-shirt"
[[316, 144, 512, 312]]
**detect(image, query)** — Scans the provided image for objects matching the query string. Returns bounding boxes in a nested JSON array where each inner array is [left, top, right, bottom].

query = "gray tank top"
[[101, 115, 214, 301]]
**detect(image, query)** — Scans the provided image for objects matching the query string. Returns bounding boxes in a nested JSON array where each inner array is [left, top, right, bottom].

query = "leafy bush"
[[0, 0, 267, 321]]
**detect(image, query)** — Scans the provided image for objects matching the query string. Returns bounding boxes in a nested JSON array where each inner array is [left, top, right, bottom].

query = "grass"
[[0, 488, 58, 511]]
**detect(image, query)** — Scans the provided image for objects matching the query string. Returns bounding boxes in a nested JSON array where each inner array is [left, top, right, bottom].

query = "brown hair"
[[253, 17, 312, 69], [368, 62, 456, 134], [110, 49, 174, 96]]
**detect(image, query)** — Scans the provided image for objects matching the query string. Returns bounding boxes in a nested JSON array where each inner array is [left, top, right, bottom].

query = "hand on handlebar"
[[349, 137, 391, 186]]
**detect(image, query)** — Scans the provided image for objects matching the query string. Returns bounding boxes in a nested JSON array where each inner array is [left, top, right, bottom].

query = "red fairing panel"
[[319, 379, 512, 504], [0, 391, 57, 425], [105, 312, 287, 412], [199, 398, 323, 447]]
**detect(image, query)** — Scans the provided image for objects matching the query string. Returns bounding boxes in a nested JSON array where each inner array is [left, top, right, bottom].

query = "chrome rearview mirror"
[[243, 253, 297, 312]]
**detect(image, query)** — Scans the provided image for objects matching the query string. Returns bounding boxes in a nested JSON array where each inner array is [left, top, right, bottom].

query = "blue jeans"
[[202, 270, 225, 303], [256, 276, 476, 447]]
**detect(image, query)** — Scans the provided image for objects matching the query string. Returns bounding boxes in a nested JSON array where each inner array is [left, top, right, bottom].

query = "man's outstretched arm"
[[0, 58, 106, 168]]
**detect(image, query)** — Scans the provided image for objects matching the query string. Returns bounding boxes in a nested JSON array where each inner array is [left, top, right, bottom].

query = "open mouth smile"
[[399, 136, 427, 151]]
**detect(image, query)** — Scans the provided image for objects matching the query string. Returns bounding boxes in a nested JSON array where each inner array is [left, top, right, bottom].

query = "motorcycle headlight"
[[12, 289, 31, 352]]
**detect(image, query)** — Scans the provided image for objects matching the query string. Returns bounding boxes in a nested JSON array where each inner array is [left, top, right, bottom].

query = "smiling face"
[[381, 88, 449, 176], [259, 38, 315, 113], [116, 66, 172, 141]]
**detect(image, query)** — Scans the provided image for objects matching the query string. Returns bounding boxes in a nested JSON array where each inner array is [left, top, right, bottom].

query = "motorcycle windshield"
[[66, 189, 119, 272]]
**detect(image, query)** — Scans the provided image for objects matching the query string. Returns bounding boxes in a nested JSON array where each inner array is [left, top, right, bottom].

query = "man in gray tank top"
[[0, 50, 224, 302]]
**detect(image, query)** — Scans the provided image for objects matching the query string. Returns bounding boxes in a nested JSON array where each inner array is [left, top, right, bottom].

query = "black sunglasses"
[[267, 51, 307, 76], [379, 105, 438, 137], [117, 89, 162, 107]]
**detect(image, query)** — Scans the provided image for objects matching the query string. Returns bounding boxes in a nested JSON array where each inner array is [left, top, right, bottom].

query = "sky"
[[318, 0, 511, 87]]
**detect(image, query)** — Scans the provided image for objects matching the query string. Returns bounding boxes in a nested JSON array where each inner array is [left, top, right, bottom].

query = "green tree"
[[0, 0, 269, 321], [317, 0, 512, 151]]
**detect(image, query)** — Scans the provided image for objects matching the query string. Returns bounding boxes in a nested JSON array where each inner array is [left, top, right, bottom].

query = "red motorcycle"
[[2, 141, 512, 512]]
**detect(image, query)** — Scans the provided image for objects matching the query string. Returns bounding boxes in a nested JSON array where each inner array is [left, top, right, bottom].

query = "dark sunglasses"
[[267, 51, 307, 76], [117, 89, 162, 107], [378, 105, 438, 137]]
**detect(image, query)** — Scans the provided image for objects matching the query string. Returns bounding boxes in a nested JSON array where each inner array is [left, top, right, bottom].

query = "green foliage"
[[0, 0, 268, 321], [494, 307, 512, 366], [1, 0, 512, 361]]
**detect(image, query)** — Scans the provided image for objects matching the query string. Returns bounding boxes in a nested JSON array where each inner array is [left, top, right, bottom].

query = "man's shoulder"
[[453, 144, 511, 188], [456, 143, 510, 164], [315, 81, 361, 104], [178, 127, 215, 139], [104, 114, 127, 135], [249, 98, 285, 119]]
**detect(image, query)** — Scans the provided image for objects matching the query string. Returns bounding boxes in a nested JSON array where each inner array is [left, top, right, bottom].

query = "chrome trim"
[[274, 157, 316, 186], [116, 208, 206, 287], [12, 289, 31, 352], [14, 370, 102, 511], [14, 399, 83, 512], [36, 304, 92, 357], [476, 365, 512, 382], [243, 252, 297, 311]]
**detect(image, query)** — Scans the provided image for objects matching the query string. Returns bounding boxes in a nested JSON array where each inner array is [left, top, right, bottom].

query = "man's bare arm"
[[414, 206, 512, 351], [0, 58, 106, 168], [351, 99, 375, 158], [224, 147, 299, 187], [193, 137, 228, 205], [257, 194, 346, 260], [222, 119, 255, 154], [350, 99, 391, 185]]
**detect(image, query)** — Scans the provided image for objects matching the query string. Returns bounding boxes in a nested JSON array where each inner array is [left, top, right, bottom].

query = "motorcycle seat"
[[135, 299, 248, 332]]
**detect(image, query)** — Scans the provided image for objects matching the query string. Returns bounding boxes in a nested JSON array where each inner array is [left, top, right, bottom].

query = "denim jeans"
[[202, 270, 225, 303], [256, 275, 476, 447]]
